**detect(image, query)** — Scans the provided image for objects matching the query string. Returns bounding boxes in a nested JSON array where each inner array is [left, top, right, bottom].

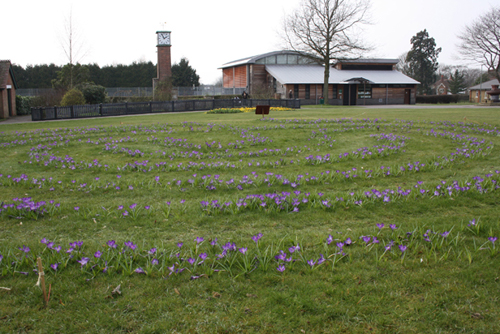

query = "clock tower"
[[156, 31, 172, 81]]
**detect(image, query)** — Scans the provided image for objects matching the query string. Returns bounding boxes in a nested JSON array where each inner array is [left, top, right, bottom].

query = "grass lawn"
[[1, 105, 500, 333]]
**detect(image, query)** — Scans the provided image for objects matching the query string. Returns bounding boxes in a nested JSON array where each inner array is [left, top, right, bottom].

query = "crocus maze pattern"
[[0, 117, 498, 279]]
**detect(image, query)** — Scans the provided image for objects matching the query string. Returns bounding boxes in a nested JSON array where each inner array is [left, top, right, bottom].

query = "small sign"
[[6, 85, 11, 89]]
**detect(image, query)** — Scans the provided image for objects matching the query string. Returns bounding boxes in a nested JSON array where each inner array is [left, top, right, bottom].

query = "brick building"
[[219, 51, 419, 105], [0, 60, 18, 118]]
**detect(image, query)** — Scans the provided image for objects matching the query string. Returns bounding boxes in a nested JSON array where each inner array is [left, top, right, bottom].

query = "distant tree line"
[[12, 62, 157, 88]]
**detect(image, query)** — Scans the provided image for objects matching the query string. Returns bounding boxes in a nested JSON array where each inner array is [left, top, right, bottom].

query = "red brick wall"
[[157, 46, 171, 82]]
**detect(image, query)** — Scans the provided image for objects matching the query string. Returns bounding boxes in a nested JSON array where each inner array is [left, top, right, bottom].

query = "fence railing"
[[17, 86, 246, 98], [30, 99, 301, 121]]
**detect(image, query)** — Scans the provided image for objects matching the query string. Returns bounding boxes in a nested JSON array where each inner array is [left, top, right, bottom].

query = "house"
[[0, 60, 18, 119], [219, 51, 419, 105], [468, 78, 500, 103], [431, 75, 450, 95]]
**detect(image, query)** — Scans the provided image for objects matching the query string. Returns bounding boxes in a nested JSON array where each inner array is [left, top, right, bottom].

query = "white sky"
[[2, 0, 497, 85]]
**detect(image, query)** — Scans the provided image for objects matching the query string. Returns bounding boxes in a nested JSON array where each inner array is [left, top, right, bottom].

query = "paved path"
[[0, 115, 32, 124]]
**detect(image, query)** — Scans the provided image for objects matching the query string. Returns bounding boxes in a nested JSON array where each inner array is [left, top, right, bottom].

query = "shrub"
[[60, 89, 86, 106], [15, 95, 35, 115], [77, 83, 107, 104], [416, 94, 462, 104]]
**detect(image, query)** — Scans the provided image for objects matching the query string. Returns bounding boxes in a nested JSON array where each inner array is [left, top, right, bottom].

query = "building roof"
[[0, 60, 18, 89], [337, 58, 399, 65], [219, 51, 300, 68], [468, 79, 500, 90], [265, 65, 420, 85]]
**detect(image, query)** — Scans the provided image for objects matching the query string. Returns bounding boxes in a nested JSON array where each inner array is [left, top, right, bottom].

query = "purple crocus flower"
[[40, 238, 49, 244], [148, 248, 157, 255], [78, 257, 90, 267], [239, 247, 248, 255], [0, 254, 3, 263], [251, 233, 263, 243], [199, 253, 208, 260], [135, 267, 145, 274], [399, 245, 407, 253], [326, 234, 333, 245], [345, 238, 352, 246], [317, 254, 326, 265], [362, 236, 371, 244], [307, 259, 316, 267], [107, 240, 117, 249], [177, 242, 183, 249], [94, 250, 102, 258], [210, 238, 218, 246], [390, 224, 397, 230], [50, 263, 59, 271], [74, 206, 79, 211], [440, 231, 450, 238], [376, 223, 384, 230], [489, 237, 497, 244], [187, 257, 196, 265], [275, 251, 287, 261], [151, 259, 159, 265], [124, 241, 137, 250], [129, 203, 137, 210], [277, 264, 285, 272], [19, 245, 30, 253], [195, 237, 204, 244]]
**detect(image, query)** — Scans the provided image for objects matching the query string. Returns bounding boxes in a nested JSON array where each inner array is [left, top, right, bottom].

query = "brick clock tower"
[[153, 31, 172, 96]]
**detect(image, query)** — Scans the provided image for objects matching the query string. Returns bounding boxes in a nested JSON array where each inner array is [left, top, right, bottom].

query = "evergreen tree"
[[406, 29, 442, 95], [448, 69, 467, 94], [52, 63, 90, 90], [171, 58, 200, 87]]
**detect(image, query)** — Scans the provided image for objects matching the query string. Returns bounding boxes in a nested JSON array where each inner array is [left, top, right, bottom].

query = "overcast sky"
[[3, 0, 497, 84]]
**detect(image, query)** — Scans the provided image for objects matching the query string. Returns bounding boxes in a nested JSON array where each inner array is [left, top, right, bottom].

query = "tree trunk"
[[323, 58, 330, 105]]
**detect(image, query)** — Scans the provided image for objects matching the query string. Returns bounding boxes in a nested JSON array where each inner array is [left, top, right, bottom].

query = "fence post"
[[125, 102, 128, 114], [54, 106, 58, 119], [70, 106, 74, 118], [193, 100, 195, 111], [149, 102, 152, 113], [172, 101, 175, 112], [99, 104, 103, 116], [212, 99, 215, 110]]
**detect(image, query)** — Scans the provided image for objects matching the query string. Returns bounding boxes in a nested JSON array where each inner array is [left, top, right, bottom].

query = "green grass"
[[1, 106, 500, 333]]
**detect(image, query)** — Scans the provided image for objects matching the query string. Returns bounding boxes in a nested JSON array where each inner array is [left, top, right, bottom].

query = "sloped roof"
[[219, 50, 316, 69], [265, 65, 420, 85], [337, 58, 399, 65], [0, 60, 18, 89], [468, 79, 500, 90]]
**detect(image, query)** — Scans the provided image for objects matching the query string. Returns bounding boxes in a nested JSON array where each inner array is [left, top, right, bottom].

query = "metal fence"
[[18, 86, 245, 98], [31, 98, 301, 121]]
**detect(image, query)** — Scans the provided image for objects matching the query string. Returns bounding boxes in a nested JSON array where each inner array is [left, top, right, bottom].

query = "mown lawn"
[[1, 105, 499, 333]]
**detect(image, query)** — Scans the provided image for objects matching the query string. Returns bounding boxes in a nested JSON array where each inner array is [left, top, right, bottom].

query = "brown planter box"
[[255, 105, 270, 115]]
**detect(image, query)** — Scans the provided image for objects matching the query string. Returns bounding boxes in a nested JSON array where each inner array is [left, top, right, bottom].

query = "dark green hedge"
[[416, 94, 469, 104]]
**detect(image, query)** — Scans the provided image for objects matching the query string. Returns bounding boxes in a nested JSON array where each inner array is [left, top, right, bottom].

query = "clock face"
[[158, 32, 171, 45]]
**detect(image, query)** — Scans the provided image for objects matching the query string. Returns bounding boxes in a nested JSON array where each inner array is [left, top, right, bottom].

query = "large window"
[[305, 85, 310, 99], [294, 85, 299, 99], [358, 84, 372, 99]]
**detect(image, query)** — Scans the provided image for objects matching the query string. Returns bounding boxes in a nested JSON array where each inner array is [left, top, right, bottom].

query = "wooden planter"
[[255, 105, 270, 115]]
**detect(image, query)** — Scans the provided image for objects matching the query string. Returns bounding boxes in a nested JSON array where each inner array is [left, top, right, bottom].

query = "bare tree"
[[396, 52, 414, 77], [283, 0, 371, 104], [59, 8, 89, 89], [457, 7, 500, 82]]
